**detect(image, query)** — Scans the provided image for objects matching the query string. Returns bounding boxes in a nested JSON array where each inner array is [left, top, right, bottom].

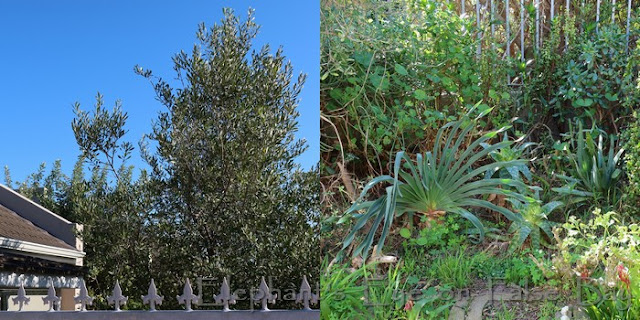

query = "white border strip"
[[0, 237, 85, 259]]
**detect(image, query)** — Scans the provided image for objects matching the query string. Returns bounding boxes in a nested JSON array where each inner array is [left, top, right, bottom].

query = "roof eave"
[[0, 236, 86, 259]]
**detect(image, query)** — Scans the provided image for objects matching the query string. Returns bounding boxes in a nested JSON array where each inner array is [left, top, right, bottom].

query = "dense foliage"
[[321, 0, 640, 318], [135, 8, 319, 307], [6, 8, 318, 310]]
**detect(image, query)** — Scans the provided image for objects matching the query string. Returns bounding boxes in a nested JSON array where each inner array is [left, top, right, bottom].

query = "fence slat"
[[491, 0, 495, 40], [627, 0, 632, 53], [74, 279, 94, 311], [596, 0, 601, 32], [535, 0, 540, 50], [506, 0, 510, 57], [107, 280, 128, 311], [254, 277, 277, 311], [477, 0, 482, 58], [177, 279, 199, 311], [142, 279, 163, 311], [566, 0, 570, 51], [43, 281, 60, 312], [521, 0, 525, 60], [11, 282, 29, 312]]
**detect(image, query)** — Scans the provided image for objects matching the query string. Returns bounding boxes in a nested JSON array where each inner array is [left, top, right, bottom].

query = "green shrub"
[[622, 111, 640, 217], [524, 15, 640, 134], [551, 25, 640, 131], [321, 0, 511, 179], [550, 209, 640, 318]]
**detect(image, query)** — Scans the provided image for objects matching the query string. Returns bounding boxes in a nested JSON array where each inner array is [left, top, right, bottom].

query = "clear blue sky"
[[0, 1, 319, 184]]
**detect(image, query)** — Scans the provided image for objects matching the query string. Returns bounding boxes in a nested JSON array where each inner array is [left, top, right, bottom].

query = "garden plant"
[[321, 0, 640, 318]]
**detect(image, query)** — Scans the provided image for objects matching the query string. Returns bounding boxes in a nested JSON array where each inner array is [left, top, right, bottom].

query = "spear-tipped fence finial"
[[177, 278, 200, 311], [214, 277, 237, 311], [253, 277, 276, 311], [42, 280, 60, 311], [12, 281, 30, 311], [74, 279, 94, 311], [296, 276, 319, 310], [107, 280, 128, 311], [142, 279, 163, 311]]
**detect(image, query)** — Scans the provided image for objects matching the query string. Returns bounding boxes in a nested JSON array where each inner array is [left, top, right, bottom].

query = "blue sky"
[[0, 1, 319, 184]]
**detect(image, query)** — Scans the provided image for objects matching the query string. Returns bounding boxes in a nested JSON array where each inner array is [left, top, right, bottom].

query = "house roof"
[[0, 184, 81, 248], [0, 203, 75, 250]]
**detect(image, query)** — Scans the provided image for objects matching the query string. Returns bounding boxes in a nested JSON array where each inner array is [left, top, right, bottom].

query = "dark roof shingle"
[[0, 204, 75, 250]]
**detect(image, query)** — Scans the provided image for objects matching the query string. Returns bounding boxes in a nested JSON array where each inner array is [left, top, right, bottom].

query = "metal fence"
[[452, 0, 635, 81], [1, 276, 319, 320], [459, 0, 634, 46]]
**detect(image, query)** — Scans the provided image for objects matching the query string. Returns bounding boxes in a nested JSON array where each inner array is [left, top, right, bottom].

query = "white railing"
[[2, 276, 319, 320]]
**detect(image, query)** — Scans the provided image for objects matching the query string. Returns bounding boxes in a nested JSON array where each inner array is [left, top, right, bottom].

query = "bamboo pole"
[[612, 0, 616, 22]]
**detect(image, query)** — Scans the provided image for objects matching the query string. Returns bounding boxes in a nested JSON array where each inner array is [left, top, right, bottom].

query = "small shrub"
[[549, 208, 640, 310]]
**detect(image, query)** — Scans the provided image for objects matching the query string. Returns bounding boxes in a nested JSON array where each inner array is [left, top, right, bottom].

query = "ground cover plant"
[[321, 0, 640, 318]]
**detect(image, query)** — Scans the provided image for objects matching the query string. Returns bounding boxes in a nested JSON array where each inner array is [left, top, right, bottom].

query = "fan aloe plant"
[[340, 112, 531, 259], [553, 122, 624, 209]]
